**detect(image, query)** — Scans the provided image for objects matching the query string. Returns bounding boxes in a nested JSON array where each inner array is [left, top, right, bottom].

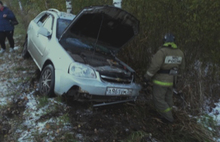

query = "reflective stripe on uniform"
[[157, 107, 172, 113], [153, 80, 173, 86], [163, 42, 177, 48], [163, 107, 172, 113], [147, 71, 154, 77]]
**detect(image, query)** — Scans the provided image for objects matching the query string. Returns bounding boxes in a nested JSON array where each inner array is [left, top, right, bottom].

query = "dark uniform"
[[0, 1, 15, 53], [144, 33, 185, 122]]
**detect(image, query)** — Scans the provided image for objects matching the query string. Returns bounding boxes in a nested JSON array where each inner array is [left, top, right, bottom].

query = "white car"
[[22, 5, 141, 106]]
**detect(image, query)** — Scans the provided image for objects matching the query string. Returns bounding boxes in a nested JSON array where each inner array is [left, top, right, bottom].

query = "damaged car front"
[[58, 5, 141, 106]]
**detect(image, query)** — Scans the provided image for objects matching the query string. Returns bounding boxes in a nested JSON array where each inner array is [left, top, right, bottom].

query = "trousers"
[[153, 84, 174, 122], [0, 31, 14, 50]]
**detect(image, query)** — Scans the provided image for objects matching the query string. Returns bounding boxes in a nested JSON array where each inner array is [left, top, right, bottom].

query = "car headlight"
[[69, 62, 96, 78]]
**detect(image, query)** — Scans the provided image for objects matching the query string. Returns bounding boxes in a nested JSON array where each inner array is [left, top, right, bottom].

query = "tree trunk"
[[17, 0, 23, 11], [66, 0, 72, 13], [113, 0, 122, 8], [44, 0, 48, 9]]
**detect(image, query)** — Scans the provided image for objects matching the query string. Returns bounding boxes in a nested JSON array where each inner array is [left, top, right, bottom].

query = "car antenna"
[[92, 13, 104, 56]]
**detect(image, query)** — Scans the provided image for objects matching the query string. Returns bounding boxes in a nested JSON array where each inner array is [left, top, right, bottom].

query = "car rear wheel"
[[39, 64, 55, 97], [22, 38, 30, 59]]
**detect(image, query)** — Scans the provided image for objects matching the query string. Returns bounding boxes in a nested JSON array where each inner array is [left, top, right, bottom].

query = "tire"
[[22, 38, 30, 59], [39, 64, 55, 97]]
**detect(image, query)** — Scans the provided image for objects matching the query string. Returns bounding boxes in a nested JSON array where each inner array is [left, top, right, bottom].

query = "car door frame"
[[29, 13, 54, 69]]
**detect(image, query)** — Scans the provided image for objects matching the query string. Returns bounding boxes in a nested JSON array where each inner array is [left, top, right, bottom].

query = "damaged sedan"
[[22, 5, 141, 106]]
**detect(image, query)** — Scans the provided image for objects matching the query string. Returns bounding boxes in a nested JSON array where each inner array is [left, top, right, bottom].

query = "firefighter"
[[144, 33, 185, 123]]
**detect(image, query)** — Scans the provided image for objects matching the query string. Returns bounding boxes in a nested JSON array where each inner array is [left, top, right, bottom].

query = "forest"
[[1, 0, 220, 141]]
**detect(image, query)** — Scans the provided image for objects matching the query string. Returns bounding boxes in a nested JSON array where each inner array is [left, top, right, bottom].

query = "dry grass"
[[125, 98, 217, 142]]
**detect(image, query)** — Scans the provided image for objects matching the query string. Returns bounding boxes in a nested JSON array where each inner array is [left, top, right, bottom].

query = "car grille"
[[100, 72, 132, 84]]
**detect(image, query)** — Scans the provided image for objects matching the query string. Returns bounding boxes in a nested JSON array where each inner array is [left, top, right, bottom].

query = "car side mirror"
[[38, 27, 52, 37]]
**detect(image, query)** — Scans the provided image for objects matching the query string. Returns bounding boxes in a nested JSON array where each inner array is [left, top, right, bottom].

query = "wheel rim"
[[40, 68, 52, 94]]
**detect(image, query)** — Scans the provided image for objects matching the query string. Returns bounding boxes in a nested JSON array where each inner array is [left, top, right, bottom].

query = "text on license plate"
[[106, 87, 133, 95]]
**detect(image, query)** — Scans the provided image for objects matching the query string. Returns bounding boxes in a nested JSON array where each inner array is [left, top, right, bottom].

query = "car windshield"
[[65, 37, 112, 54], [57, 18, 72, 38]]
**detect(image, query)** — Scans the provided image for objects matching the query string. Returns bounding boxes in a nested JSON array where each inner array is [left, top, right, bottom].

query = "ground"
[[0, 47, 215, 142]]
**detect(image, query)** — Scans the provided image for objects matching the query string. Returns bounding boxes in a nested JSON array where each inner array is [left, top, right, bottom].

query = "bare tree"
[[17, 0, 23, 11], [44, 0, 48, 9], [113, 0, 122, 8], [66, 0, 72, 13]]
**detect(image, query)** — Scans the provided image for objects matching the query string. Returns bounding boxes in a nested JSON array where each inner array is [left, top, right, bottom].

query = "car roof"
[[47, 8, 76, 20]]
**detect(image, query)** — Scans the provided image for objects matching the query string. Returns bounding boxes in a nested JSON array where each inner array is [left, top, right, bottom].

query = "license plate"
[[106, 87, 133, 95]]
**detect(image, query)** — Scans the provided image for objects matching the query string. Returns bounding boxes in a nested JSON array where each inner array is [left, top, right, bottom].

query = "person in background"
[[0, 1, 15, 53], [144, 33, 185, 123]]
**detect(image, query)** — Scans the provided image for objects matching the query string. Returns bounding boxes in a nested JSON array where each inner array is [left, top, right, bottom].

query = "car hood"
[[59, 5, 139, 52], [67, 51, 135, 84]]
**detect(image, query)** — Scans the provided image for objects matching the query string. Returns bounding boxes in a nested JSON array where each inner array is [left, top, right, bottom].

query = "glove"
[[143, 78, 150, 86], [142, 77, 152, 94]]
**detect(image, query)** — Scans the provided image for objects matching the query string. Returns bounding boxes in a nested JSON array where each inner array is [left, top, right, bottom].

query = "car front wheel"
[[39, 64, 55, 97], [22, 38, 30, 59]]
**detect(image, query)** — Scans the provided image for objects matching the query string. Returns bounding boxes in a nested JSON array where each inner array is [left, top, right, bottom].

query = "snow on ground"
[[208, 101, 220, 126], [0, 48, 73, 141], [0, 52, 20, 105], [207, 101, 220, 142], [17, 91, 72, 142]]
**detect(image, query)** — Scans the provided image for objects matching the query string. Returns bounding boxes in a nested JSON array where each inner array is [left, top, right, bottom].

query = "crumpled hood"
[[60, 5, 139, 52]]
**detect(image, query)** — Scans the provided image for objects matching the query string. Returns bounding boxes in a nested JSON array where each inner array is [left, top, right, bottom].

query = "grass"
[[54, 95, 64, 103], [118, 101, 217, 142], [37, 96, 49, 108], [120, 131, 149, 142], [198, 114, 218, 137], [56, 113, 70, 124], [13, 66, 27, 71]]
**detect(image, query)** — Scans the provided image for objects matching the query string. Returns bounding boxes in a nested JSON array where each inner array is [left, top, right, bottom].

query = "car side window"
[[37, 14, 49, 27], [43, 15, 53, 32]]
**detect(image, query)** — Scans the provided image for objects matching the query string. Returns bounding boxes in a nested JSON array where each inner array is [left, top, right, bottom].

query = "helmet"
[[163, 33, 175, 43]]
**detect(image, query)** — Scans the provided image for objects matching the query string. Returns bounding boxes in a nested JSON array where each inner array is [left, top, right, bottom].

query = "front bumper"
[[54, 69, 141, 100]]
